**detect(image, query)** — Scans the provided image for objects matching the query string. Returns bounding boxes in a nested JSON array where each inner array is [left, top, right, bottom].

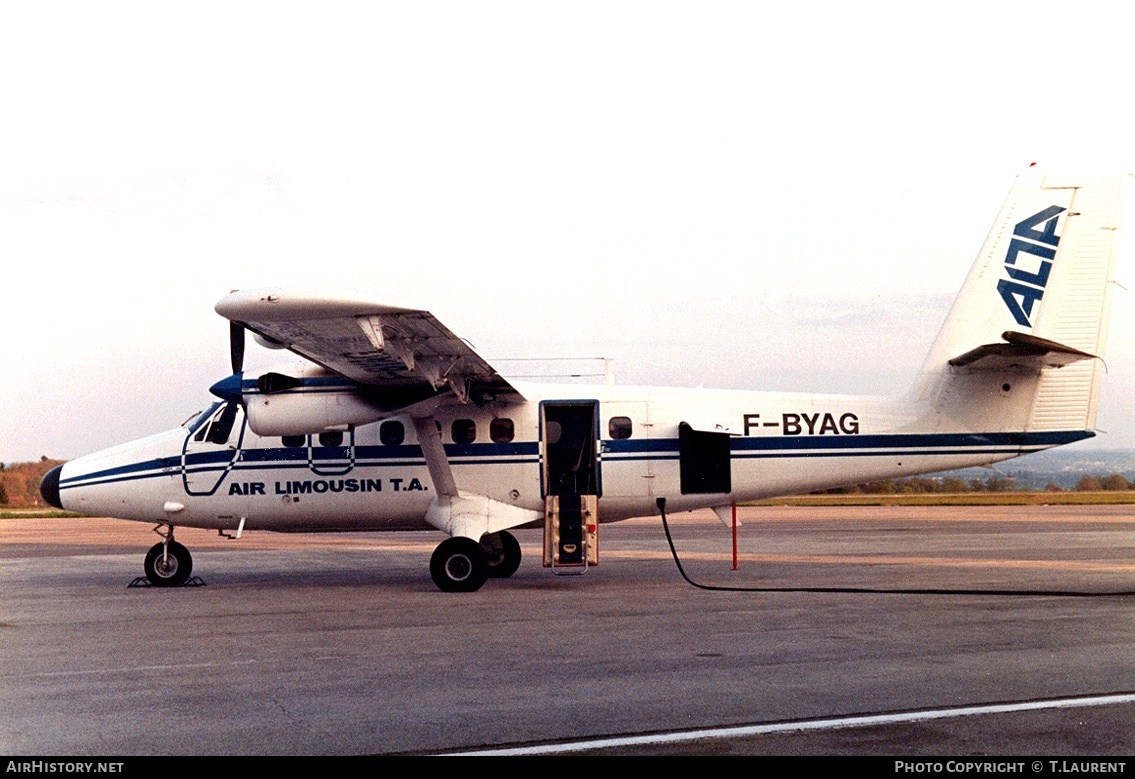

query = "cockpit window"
[[185, 402, 223, 434], [206, 403, 239, 444], [192, 402, 240, 444]]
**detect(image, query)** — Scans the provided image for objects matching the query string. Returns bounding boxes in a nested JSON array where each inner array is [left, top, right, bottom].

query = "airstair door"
[[540, 401, 599, 571]]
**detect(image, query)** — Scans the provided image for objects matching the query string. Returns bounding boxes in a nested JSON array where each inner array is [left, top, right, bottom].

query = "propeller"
[[200, 313, 253, 444], [230, 321, 246, 374], [210, 322, 246, 402]]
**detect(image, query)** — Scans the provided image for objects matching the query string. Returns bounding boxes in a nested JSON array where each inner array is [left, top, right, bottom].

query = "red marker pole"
[[732, 503, 738, 571]]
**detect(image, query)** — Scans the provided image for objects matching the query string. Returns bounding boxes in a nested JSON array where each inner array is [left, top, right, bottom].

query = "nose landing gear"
[[140, 524, 195, 587]]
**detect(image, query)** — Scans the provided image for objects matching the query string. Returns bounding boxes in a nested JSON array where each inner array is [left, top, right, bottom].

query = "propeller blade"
[[230, 321, 246, 374]]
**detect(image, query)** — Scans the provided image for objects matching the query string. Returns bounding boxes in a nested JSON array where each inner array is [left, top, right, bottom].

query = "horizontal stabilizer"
[[948, 331, 1099, 369]]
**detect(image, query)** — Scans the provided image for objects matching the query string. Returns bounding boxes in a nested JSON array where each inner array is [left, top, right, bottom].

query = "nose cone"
[[40, 464, 64, 509], [209, 372, 244, 401]]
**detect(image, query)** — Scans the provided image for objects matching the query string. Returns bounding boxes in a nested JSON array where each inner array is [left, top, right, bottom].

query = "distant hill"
[[926, 447, 1135, 492]]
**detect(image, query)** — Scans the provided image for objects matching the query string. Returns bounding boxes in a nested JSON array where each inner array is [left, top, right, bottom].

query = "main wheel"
[[430, 537, 488, 593], [143, 541, 193, 587], [483, 530, 522, 579]]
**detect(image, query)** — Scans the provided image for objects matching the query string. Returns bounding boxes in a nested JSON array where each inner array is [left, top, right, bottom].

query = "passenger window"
[[318, 430, 344, 448], [490, 417, 515, 443], [452, 419, 476, 444], [380, 420, 405, 447], [609, 416, 633, 440], [282, 435, 306, 448]]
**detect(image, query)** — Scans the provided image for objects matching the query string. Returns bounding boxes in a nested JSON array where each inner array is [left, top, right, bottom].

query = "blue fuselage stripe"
[[57, 430, 1092, 492]]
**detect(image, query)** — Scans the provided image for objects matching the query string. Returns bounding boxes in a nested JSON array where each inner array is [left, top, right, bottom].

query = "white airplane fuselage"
[[52, 376, 1088, 534]]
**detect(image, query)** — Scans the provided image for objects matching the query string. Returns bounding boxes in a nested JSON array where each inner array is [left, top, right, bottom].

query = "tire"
[[143, 541, 193, 587], [483, 530, 522, 579], [429, 537, 488, 593]]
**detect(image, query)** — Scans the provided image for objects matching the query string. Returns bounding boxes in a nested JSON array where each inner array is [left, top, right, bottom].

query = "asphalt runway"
[[3, 504, 1135, 758]]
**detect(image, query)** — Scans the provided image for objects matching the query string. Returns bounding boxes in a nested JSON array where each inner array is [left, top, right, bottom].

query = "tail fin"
[[909, 167, 1125, 440]]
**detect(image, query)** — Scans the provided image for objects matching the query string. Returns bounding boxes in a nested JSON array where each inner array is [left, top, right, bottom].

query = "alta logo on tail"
[[997, 205, 1065, 327]]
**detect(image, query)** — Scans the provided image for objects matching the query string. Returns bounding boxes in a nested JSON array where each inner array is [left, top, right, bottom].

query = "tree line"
[[0, 459, 66, 508], [823, 473, 1134, 495]]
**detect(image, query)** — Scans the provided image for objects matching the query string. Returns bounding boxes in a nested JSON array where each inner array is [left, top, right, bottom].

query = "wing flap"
[[215, 289, 520, 403]]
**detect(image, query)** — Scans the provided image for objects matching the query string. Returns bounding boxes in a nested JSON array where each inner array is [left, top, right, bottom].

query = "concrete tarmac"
[[2, 505, 1135, 757]]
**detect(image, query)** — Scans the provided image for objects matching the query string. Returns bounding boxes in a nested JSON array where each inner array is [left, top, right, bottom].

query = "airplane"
[[39, 166, 1127, 592]]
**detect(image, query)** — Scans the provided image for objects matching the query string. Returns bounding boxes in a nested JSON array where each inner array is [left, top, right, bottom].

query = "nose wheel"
[[143, 539, 193, 587]]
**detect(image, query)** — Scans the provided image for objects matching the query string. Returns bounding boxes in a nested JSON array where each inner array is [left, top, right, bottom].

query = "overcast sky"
[[3, 1, 1135, 463]]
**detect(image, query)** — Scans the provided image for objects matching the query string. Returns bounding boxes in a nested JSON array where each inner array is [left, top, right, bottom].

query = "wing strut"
[[411, 413, 542, 542], [411, 415, 459, 499]]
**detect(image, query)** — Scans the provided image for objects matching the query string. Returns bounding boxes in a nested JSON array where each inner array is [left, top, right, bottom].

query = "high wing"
[[214, 289, 521, 404]]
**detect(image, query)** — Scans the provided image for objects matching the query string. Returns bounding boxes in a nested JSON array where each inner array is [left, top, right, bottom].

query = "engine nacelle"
[[244, 390, 385, 436]]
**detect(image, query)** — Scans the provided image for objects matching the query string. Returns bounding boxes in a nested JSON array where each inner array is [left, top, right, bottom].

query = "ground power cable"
[[655, 498, 1135, 598]]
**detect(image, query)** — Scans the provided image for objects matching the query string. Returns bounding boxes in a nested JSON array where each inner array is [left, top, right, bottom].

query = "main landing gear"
[[134, 523, 520, 591], [429, 530, 521, 592], [142, 525, 194, 587]]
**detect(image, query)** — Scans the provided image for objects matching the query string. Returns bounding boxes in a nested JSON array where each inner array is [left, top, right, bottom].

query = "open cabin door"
[[678, 421, 733, 495], [540, 401, 599, 572]]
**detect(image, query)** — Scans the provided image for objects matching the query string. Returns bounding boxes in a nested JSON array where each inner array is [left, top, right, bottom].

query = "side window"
[[281, 435, 306, 448], [194, 421, 211, 442], [490, 417, 515, 443], [451, 419, 476, 444], [318, 430, 344, 448], [609, 416, 633, 440], [380, 420, 405, 447]]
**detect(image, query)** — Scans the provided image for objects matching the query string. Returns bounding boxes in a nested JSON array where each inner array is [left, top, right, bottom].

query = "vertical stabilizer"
[[909, 168, 1124, 438]]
